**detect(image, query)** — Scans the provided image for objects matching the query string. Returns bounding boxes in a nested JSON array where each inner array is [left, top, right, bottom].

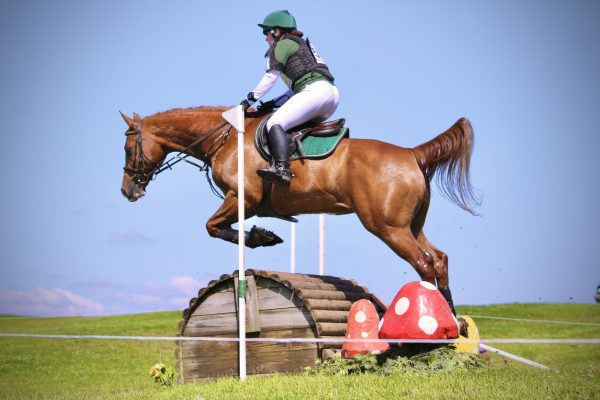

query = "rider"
[[241, 10, 339, 183]]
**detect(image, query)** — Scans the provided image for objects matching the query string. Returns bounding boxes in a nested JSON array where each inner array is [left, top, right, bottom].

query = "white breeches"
[[266, 80, 340, 131]]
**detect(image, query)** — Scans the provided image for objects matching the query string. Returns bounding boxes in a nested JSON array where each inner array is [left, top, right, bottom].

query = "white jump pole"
[[222, 105, 246, 381], [319, 214, 325, 275], [290, 222, 296, 273], [480, 344, 550, 369]]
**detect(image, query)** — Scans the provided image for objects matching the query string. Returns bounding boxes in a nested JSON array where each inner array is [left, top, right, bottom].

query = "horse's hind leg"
[[417, 232, 457, 315], [363, 213, 459, 315], [363, 222, 438, 285], [206, 191, 283, 248]]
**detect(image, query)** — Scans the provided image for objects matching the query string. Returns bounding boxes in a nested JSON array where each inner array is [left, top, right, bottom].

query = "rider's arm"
[[250, 70, 281, 100]]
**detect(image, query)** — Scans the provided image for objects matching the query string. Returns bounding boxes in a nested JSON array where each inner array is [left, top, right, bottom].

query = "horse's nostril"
[[121, 188, 128, 198]]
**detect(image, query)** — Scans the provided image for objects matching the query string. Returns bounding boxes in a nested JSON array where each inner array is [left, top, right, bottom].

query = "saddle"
[[254, 113, 349, 161], [252, 113, 350, 223]]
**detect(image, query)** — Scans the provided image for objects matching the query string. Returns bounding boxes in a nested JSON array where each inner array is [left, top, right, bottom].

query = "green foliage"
[[306, 346, 488, 376]]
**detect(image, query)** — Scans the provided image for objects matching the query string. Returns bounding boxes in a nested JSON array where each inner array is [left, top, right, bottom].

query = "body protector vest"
[[269, 34, 335, 91]]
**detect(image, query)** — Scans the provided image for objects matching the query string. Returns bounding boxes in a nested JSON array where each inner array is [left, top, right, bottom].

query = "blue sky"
[[1, 1, 599, 316]]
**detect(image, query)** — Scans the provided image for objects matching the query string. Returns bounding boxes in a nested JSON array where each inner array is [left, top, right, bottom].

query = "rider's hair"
[[280, 27, 304, 38]]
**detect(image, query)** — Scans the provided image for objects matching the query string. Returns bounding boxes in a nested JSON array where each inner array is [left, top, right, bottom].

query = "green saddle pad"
[[254, 114, 350, 161], [290, 127, 349, 160]]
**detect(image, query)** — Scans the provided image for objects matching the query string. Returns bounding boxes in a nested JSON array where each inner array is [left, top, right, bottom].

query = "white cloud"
[[0, 287, 105, 317], [169, 276, 201, 294], [123, 276, 202, 310], [0, 275, 206, 317]]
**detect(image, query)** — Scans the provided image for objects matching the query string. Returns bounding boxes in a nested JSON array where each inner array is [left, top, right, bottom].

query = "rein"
[[123, 120, 231, 199]]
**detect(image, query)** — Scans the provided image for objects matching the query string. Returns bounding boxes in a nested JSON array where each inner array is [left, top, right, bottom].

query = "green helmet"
[[258, 10, 297, 31]]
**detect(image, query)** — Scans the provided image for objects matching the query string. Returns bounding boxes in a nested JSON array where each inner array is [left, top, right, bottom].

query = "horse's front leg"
[[205, 191, 283, 248]]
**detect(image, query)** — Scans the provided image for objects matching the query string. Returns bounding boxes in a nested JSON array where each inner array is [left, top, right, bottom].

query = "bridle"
[[123, 118, 232, 198]]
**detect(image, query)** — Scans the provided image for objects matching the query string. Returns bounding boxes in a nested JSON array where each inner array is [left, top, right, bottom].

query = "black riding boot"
[[257, 124, 292, 183]]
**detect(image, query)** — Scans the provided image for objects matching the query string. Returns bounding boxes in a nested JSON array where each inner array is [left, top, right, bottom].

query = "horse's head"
[[119, 111, 165, 202]]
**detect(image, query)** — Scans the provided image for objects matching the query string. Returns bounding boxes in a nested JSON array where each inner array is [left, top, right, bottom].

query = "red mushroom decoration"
[[342, 299, 389, 358], [379, 281, 459, 341]]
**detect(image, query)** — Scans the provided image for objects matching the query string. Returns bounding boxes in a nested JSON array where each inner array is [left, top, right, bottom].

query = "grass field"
[[0, 304, 598, 399]]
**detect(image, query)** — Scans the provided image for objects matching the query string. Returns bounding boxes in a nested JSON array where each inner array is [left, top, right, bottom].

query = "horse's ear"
[[120, 111, 136, 129], [133, 112, 141, 122]]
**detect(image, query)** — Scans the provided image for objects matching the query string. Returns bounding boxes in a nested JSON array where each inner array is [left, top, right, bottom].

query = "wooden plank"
[[184, 307, 315, 336], [191, 288, 236, 317], [316, 322, 347, 336], [180, 326, 316, 348], [181, 340, 318, 380], [305, 299, 353, 310], [181, 340, 317, 359], [296, 289, 369, 302], [278, 280, 366, 292], [190, 283, 298, 319], [255, 285, 304, 311], [235, 275, 261, 334], [310, 309, 349, 323]]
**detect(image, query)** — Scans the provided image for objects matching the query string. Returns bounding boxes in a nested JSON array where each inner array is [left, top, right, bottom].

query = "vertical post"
[[237, 110, 246, 381], [222, 105, 246, 381], [290, 222, 296, 273], [319, 214, 325, 276]]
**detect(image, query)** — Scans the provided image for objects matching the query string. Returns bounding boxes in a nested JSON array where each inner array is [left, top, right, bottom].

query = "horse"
[[119, 106, 479, 314]]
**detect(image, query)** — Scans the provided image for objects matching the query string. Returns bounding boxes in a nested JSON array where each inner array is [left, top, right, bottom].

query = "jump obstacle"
[[176, 269, 386, 382]]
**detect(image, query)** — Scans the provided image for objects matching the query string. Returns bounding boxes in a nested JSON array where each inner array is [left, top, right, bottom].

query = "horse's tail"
[[412, 117, 480, 215]]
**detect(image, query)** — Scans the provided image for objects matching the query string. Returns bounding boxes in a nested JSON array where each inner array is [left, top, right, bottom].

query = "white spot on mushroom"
[[355, 311, 367, 323], [420, 281, 437, 290], [361, 331, 368, 338], [378, 317, 384, 332], [418, 315, 439, 335], [371, 350, 382, 355], [394, 297, 410, 316]]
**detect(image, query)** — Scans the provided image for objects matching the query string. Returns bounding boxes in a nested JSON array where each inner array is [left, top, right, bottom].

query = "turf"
[[0, 305, 598, 399]]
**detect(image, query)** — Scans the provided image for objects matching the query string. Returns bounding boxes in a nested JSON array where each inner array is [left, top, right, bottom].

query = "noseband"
[[123, 120, 157, 186]]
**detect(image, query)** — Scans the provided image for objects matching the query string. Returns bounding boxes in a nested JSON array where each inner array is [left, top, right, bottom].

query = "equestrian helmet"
[[258, 10, 297, 31]]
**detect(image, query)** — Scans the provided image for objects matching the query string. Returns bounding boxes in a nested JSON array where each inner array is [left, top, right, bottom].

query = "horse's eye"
[[125, 148, 132, 156]]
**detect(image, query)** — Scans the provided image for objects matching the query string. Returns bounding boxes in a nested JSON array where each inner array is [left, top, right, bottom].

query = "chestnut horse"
[[119, 106, 479, 312]]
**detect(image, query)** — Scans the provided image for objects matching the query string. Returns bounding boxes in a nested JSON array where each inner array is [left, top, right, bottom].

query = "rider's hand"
[[240, 99, 252, 112], [240, 92, 257, 112], [257, 99, 276, 112]]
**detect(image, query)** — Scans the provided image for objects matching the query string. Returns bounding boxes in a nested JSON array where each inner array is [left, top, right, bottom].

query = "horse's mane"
[[146, 106, 268, 126], [148, 106, 230, 119]]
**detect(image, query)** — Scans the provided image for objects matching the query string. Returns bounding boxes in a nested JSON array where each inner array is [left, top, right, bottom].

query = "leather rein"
[[123, 119, 231, 199]]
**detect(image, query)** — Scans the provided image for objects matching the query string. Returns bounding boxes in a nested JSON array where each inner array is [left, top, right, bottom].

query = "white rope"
[[1, 333, 599, 344], [471, 315, 600, 327]]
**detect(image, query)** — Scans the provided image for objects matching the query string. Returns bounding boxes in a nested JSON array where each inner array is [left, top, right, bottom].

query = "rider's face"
[[265, 31, 275, 46]]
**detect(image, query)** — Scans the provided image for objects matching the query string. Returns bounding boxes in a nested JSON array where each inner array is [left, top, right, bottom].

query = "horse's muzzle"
[[121, 184, 146, 202]]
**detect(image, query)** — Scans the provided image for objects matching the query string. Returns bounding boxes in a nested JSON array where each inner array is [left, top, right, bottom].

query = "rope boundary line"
[[1, 333, 599, 344], [469, 315, 600, 327]]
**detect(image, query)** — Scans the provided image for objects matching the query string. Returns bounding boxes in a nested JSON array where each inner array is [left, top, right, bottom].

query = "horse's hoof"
[[245, 226, 283, 248]]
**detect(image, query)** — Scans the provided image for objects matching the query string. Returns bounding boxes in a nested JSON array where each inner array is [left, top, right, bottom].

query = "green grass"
[[0, 305, 598, 399]]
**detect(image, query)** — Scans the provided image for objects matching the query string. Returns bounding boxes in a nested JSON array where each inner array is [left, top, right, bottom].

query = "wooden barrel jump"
[[176, 269, 386, 381]]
